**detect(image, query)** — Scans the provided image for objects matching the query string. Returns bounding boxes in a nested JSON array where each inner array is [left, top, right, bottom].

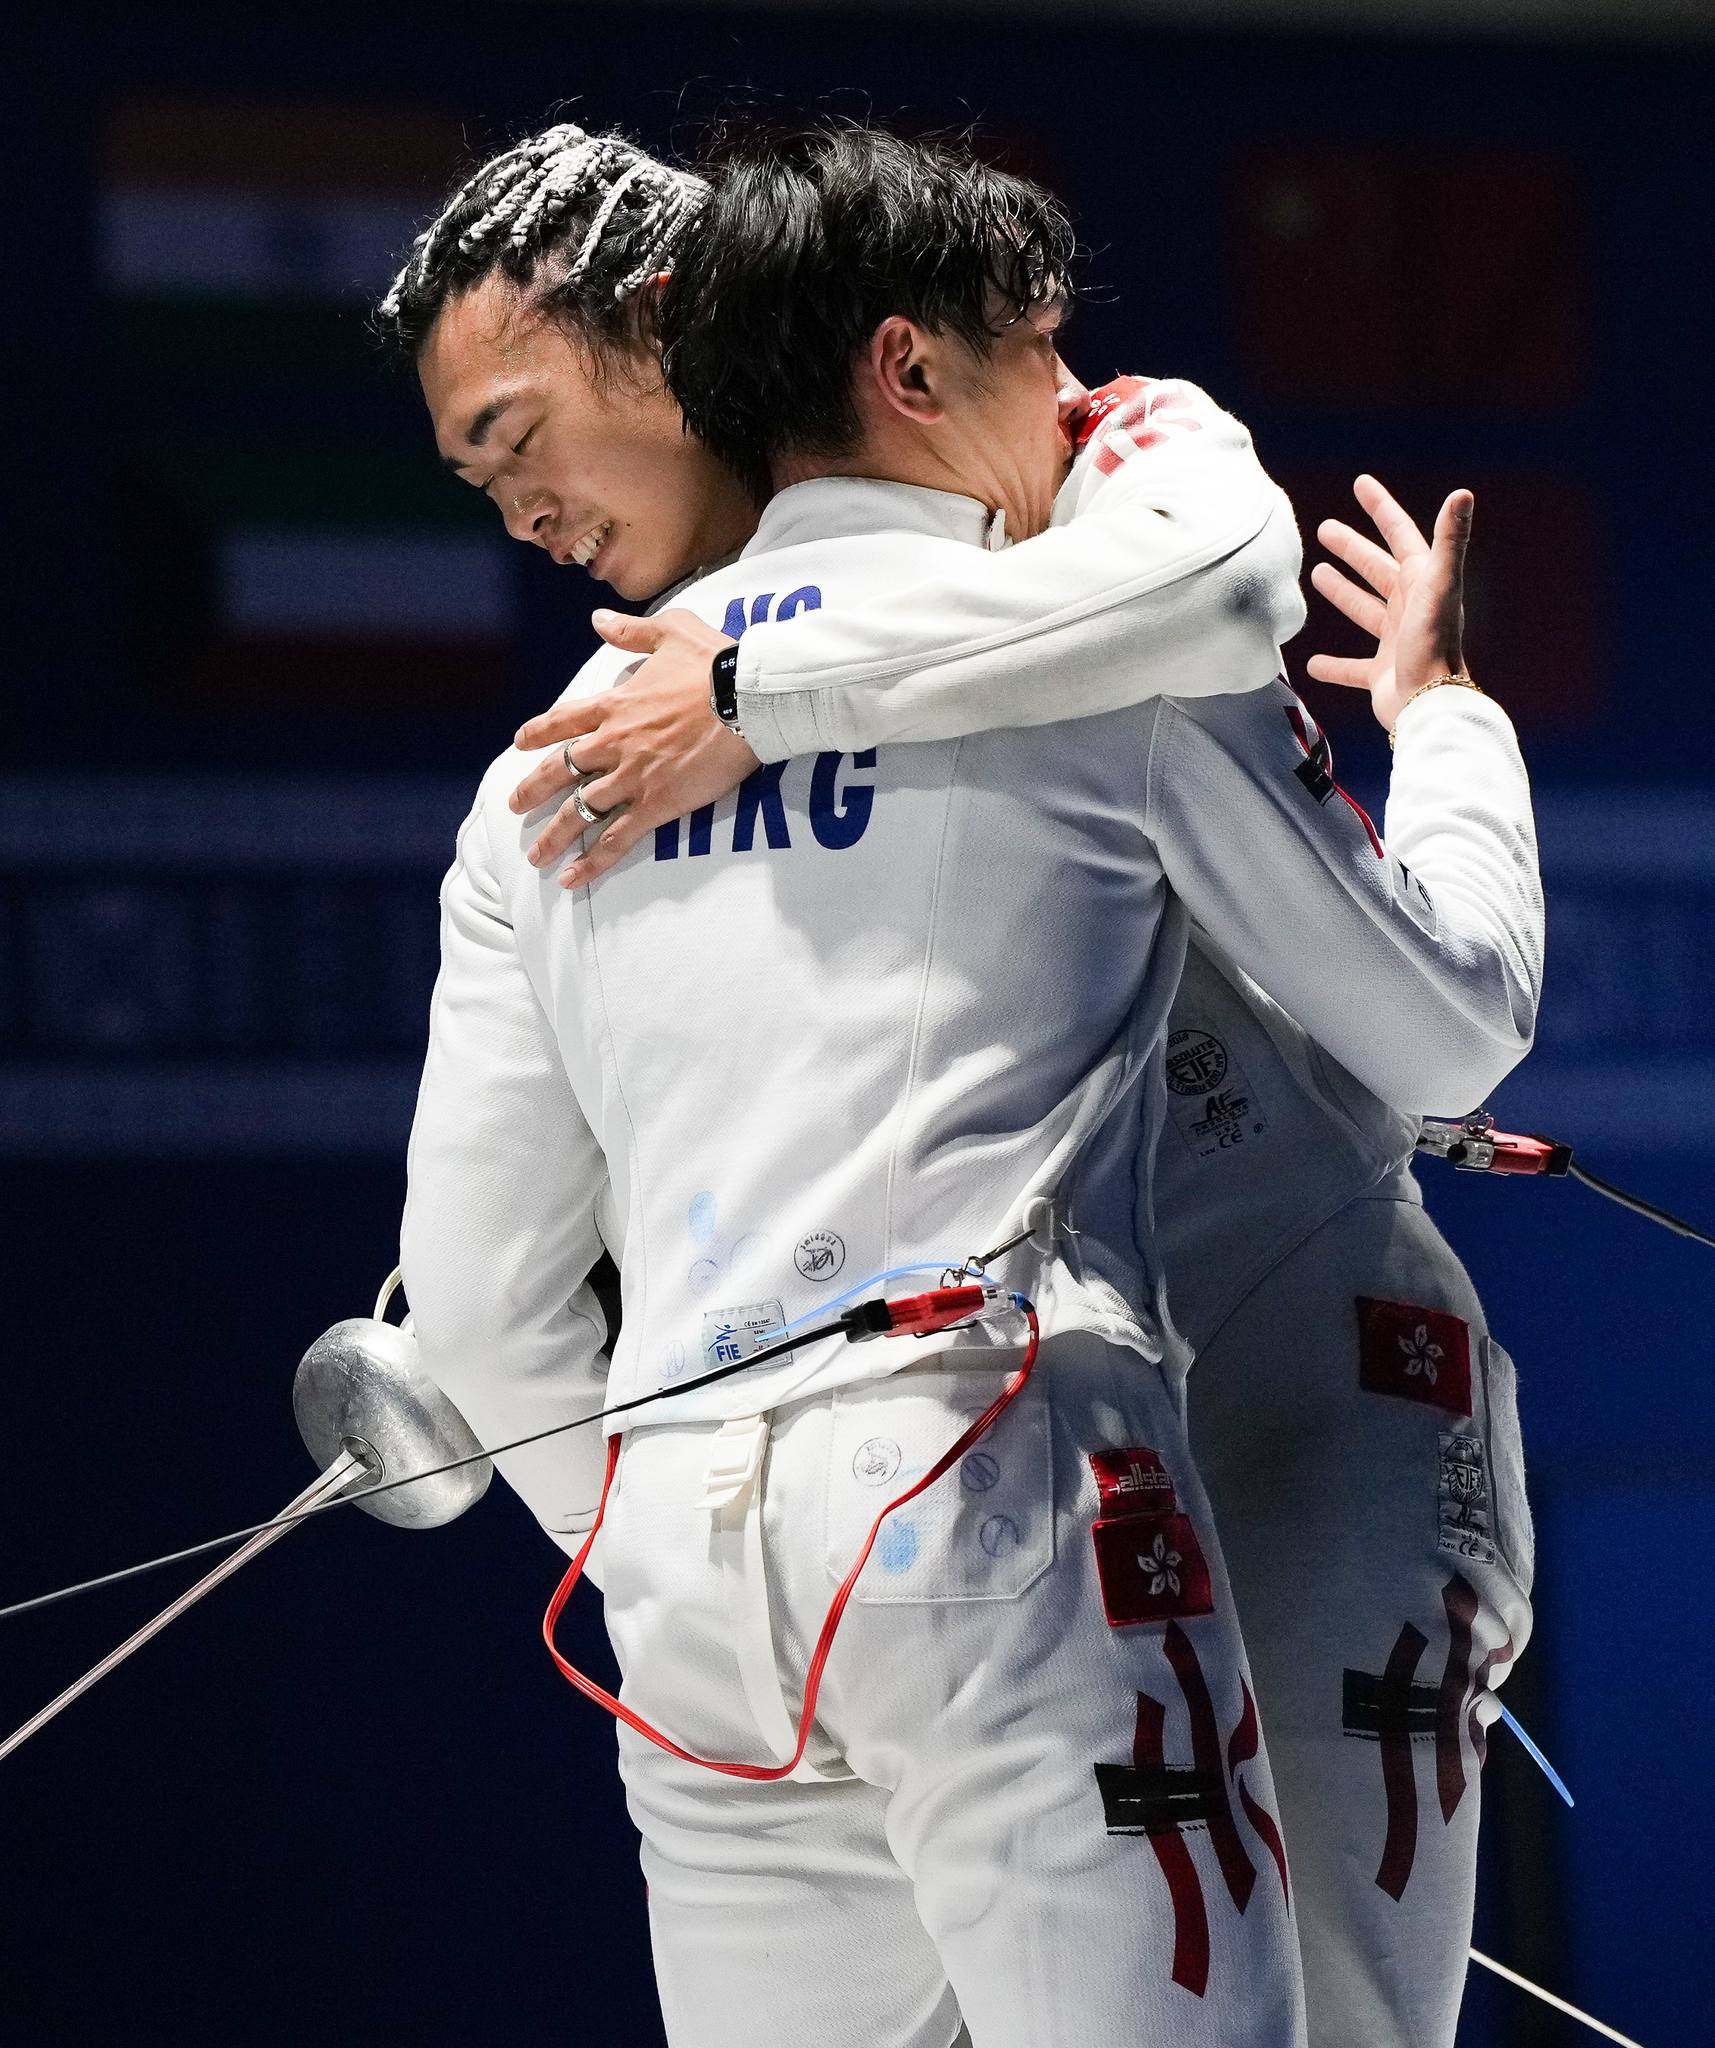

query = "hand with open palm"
[[1307, 474, 1475, 733]]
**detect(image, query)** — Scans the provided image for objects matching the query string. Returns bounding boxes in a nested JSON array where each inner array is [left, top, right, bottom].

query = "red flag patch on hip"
[[1090, 1448, 1215, 1626], [1356, 1297, 1473, 1419]]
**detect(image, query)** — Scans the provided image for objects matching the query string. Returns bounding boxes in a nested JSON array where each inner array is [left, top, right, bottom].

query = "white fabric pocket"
[[824, 1366, 1054, 1604]]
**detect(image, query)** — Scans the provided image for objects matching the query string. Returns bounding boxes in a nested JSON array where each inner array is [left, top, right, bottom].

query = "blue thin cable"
[[1498, 1703, 1575, 1807], [778, 1261, 979, 1334]]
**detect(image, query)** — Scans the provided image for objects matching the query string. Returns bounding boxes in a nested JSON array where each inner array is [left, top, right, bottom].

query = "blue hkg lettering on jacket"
[[653, 585, 878, 860]]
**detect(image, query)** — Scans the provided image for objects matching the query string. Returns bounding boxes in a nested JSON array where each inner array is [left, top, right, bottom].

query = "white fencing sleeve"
[[731, 377, 1307, 760], [1146, 681, 1544, 1116], [400, 793, 614, 1551]]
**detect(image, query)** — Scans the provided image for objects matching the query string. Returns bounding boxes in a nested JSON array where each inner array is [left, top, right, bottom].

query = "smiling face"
[[418, 272, 758, 602]]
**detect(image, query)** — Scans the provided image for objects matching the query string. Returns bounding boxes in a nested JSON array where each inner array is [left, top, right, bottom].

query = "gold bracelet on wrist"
[[1389, 673, 1482, 750]]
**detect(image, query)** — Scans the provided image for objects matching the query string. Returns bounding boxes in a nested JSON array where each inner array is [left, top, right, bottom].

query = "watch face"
[[712, 645, 741, 725]]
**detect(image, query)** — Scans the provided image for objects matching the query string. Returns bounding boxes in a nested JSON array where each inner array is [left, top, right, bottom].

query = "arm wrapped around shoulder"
[[732, 377, 1306, 759]]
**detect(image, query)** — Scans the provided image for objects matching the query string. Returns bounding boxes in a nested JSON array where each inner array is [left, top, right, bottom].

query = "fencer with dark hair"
[[658, 123, 1076, 502], [384, 117, 1540, 2048]]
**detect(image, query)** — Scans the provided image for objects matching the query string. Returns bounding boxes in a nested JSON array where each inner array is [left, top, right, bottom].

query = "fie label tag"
[[702, 1299, 788, 1373]]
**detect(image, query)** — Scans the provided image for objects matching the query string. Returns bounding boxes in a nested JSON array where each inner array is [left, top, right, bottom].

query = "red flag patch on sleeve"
[[1089, 1448, 1215, 1626], [1072, 377, 1148, 446], [1356, 1297, 1473, 1419], [1077, 379, 1209, 478]]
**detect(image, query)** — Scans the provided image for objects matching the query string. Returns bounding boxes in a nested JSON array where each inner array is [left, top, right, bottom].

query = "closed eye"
[[473, 426, 535, 496]]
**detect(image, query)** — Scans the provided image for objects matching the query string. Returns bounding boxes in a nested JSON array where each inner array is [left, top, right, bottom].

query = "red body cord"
[[542, 1303, 1042, 1780]]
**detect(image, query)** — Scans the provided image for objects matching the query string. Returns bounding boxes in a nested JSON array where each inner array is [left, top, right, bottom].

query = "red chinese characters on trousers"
[[1090, 1447, 1215, 1626], [1355, 1296, 1473, 1419]]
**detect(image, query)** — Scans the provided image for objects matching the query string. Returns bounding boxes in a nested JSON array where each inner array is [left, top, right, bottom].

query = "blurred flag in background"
[[99, 99, 516, 710], [1228, 142, 1589, 408]]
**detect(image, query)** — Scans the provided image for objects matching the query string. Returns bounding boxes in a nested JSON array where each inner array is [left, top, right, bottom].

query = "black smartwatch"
[[710, 643, 742, 729]]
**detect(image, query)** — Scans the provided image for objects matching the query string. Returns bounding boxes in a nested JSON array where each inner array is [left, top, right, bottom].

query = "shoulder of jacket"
[[1071, 373, 1230, 449]]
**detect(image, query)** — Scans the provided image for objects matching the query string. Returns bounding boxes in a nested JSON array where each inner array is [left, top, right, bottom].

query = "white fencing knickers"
[[1188, 1194, 1535, 2048], [593, 1328, 1306, 2048]]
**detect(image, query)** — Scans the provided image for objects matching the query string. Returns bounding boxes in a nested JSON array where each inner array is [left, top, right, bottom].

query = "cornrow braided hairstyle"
[[372, 120, 709, 364]]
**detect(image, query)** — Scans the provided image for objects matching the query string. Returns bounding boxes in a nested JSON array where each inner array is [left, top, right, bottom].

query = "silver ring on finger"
[[572, 783, 607, 827], [562, 739, 582, 779]]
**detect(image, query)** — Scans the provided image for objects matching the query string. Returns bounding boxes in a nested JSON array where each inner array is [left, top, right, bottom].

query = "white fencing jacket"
[[728, 377, 1305, 759], [401, 390, 1541, 1553], [728, 378, 1547, 1354]]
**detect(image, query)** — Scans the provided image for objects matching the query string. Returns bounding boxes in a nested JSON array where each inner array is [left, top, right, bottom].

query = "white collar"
[[745, 475, 1004, 557]]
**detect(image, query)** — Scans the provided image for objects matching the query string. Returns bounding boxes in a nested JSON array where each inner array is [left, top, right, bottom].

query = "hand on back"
[[504, 471, 1480, 895], [508, 608, 756, 888]]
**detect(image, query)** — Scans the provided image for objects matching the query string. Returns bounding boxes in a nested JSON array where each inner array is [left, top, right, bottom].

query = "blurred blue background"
[[4, 5, 1712, 2043]]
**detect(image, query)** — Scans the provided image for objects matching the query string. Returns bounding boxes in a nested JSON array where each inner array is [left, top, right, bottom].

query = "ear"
[[865, 316, 948, 427]]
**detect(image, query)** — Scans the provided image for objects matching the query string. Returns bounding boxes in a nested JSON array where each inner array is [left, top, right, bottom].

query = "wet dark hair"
[[370, 121, 708, 367], [658, 123, 1076, 500]]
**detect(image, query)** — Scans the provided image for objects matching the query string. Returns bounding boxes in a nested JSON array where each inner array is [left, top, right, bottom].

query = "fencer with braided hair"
[[376, 121, 758, 601], [383, 112, 1545, 2048]]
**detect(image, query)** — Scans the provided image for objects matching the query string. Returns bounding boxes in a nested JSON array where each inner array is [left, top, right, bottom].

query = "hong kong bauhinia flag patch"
[[1089, 1448, 1215, 1626], [1355, 1297, 1473, 1419]]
